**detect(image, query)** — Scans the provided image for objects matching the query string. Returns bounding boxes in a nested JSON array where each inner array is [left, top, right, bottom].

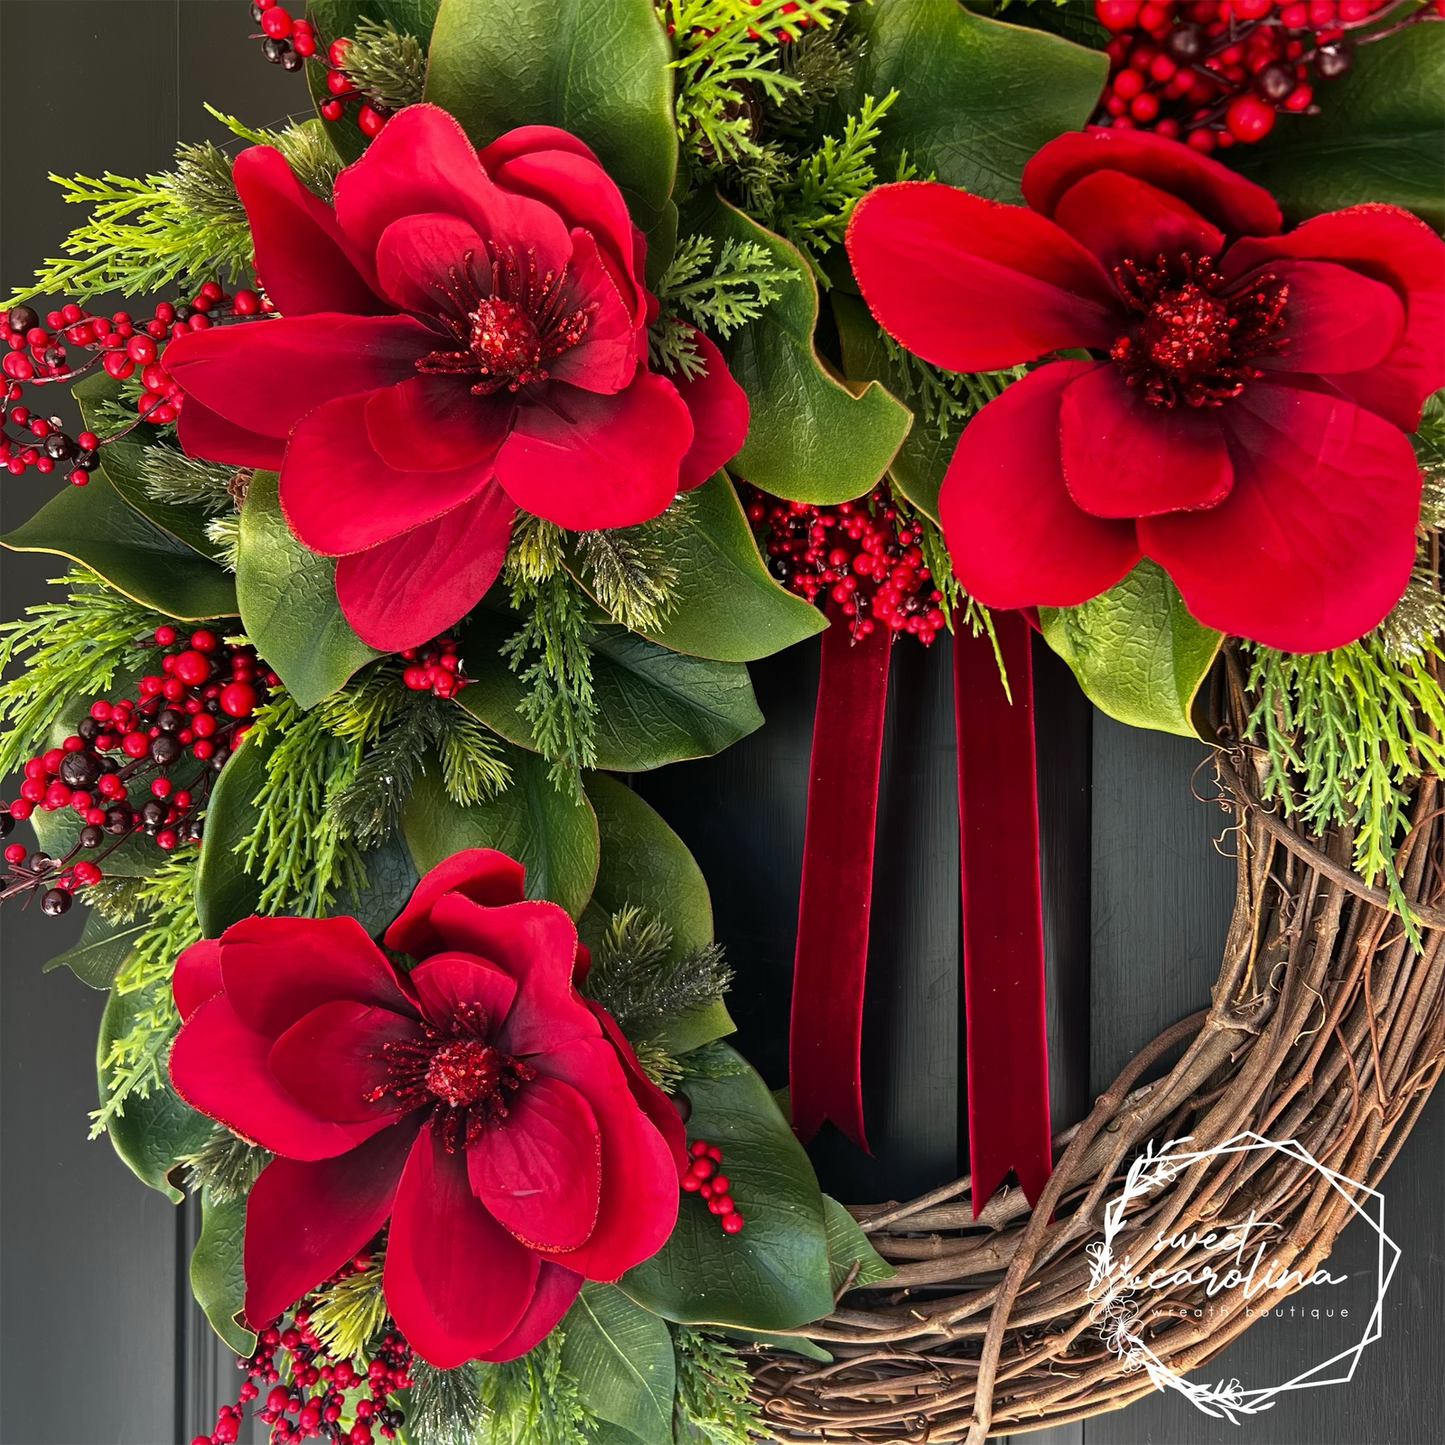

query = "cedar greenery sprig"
[[0, 570, 164, 778], [879, 335, 1028, 439], [650, 235, 790, 378], [576, 495, 696, 635], [673, 1326, 775, 1444], [471, 1334, 597, 1445], [661, 0, 853, 170]]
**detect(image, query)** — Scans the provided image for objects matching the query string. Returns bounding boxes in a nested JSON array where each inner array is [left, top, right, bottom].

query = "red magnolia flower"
[[846, 129, 1445, 651], [164, 104, 748, 650], [168, 848, 687, 1368]]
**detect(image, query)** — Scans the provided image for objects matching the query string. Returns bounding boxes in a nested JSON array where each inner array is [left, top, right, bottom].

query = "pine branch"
[[139, 446, 239, 514], [178, 1125, 271, 1205], [769, 26, 864, 137], [583, 904, 733, 1040], [0, 570, 163, 778], [576, 500, 690, 634], [436, 705, 511, 806], [409, 1362, 491, 1445], [673, 1326, 774, 1445], [306, 1251, 389, 1361], [204, 514, 241, 571], [472, 1333, 596, 1445], [203, 108, 341, 201], [339, 17, 428, 112]]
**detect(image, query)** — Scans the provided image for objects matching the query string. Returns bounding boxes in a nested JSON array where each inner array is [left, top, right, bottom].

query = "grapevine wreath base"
[[756, 654, 1445, 1442]]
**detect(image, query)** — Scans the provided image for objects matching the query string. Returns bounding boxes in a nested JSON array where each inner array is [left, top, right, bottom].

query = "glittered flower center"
[[415, 246, 594, 395], [1108, 253, 1289, 408], [367, 1001, 535, 1148], [424, 1037, 507, 1108]]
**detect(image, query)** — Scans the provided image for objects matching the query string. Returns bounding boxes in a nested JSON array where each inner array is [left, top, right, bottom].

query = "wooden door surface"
[[2, 6, 1441, 1442]]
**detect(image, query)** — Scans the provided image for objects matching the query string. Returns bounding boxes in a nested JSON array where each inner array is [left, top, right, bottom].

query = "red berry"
[[1095, 0, 1142, 26], [8, 799, 32, 821], [73, 860, 102, 886], [1225, 93, 1276, 140], [173, 650, 210, 685], [721, 1211, 745, 1234], [219, 682, 257, 718], [357, 105, 386, 138], [260, 6, 292, 37], [4, 843, 26, 863], [190, 628, 219, 652]]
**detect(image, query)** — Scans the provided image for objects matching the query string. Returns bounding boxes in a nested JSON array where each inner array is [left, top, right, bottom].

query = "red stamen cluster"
[[3, 286, 269, 481], [1, 627, 275, 916], [193, 1256, 411, 1445], [318, 38, 392, 140], [1092, 0, 1442, 150], [682, 1138, 745, 1234], [399, 635, 467, 697], [742, 483, 947, 645], [248, 0, 319, 73]]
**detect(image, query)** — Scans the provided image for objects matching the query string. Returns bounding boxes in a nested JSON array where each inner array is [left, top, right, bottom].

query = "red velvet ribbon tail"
[[955, 611, 1052, 1213], [789, 602, 892, 1149]]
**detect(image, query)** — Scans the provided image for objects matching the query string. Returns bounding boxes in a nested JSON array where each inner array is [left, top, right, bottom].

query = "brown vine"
[[747, 649, 1445, 1441]]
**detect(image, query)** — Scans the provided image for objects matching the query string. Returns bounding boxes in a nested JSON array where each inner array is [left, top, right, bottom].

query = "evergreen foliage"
[[139, 447, 240, 514], [307, 1251, 390, 1363], [673, 1326, 774, 1444], [340, 17, 428, 111], [0, 570, 163, 777], [576, 496, 694, 635], [879, 337, 1027, 439], [179, 1125, 271, 1206]]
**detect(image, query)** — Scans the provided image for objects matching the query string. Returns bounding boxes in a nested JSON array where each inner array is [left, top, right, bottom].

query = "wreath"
[[1, 1, 1441, 1443]]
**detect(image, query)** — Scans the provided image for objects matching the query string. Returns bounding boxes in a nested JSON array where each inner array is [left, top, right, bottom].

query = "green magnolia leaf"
[[195, 729, 269, 937], [559, 1283, 675, 1444], [822, 1195, 895, 1292], [832, 290, 956, 521], [1234, 20, 1444, 227], [837, 0, 1109, 202], [605, 473, 826, 662], [716, 1326, 832, 1363], [1039, 559, 1222, 739], [456, 611, 763, 773], [401, 748, 599, 919], [44, 908, 149, 989], [307, 0, 442, 164], [93, 441, 230, 563], [97, 986, 213, 1200], [686, 190, 912, 504], [580, 772, 734, 1053], [424, 0, 676, 230], [2, 472, 238, 621], [349, 831, 421, 938], [236, 470, 383, 709], [31, 795, 158, 880], [191, 1189, 256, 1356], [621, 1046, 833, 1330]]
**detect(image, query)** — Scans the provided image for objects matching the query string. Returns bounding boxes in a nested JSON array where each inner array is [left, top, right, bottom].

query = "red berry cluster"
[[681, 1138, 745, 1234], [742, 483, 948, 645], [194, 1258, 411, 1445], [317, 38, 395, 139], [399, 636, 467, 698], [1092, 0, 1441, 150], [248, 0, 319, 72], [3, 286, 269, 482], [1, 627, 275, 916]]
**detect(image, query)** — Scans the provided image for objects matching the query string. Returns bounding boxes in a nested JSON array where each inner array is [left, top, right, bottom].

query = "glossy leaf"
[[822, 1195, 895, 1292], [716, 1326, 832, 1363], [559, 1283, 676, 1444], [97, 986, 213, 1201], [307, 1, 442, 164], [456, 610, 763, 773], [588, 473, 826, 662], [44, 908, 149, 989], [195, 729, 269, 937], [93, 440, 230, 562], [401, 748, 599, 920], [1234, 21, 1444, 228], [2, 472, 238, 621], [1039, 559, 1222, 739], [350, 831, 422, 939], [685, 190, 911, 504], [424, 0, 676, 230], [621, 1046, 833, 1330], [191, 1189, 256, 1355], [831, 290, 956, 521], [236, 470, 383, 709], [836, 0, 1109, 203]]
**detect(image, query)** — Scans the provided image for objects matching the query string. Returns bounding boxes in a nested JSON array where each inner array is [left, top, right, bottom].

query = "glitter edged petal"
[[384, 849, 528, 958]]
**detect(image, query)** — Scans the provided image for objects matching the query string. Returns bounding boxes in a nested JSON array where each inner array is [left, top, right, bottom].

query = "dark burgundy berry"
[[43, 432, 75, 461], [104, 807, 132, 834], [1163, 22, 1205, 61], [58, 751, 101, 789], [40, 888, 71, 916], [79, 824, 105, 849], [281, 47, 305, 71], [149, 734, 181, 765], [261, 35, 288, 62], [77, 717, 101, 742], [1315, 42, 1352, 78], [0, 813, 12, 838], [173, 304, 194, 322], [139, 798, 167, 828], [1253, 61, 1296, 104], [7, 305, 39, 335], [156, 708, 185, 734], [75, 449, 99, 472], [249, 0, 265, 19]]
